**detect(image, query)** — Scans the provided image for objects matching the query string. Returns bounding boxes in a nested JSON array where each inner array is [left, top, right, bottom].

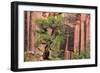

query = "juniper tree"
[[35, 15, 66, 60]]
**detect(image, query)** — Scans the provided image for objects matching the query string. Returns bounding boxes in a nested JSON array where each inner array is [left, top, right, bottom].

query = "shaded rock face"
[[62, 13, 90, 59]]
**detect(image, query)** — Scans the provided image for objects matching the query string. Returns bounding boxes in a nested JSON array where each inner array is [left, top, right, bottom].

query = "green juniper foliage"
[[35, 15, 66, 60]]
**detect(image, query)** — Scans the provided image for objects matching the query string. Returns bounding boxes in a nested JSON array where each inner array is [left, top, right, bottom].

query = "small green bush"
[[72, 48, 90, 59]]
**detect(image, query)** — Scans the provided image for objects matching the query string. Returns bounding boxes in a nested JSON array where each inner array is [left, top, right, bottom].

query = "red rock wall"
[[24, 12, 90, 59]]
